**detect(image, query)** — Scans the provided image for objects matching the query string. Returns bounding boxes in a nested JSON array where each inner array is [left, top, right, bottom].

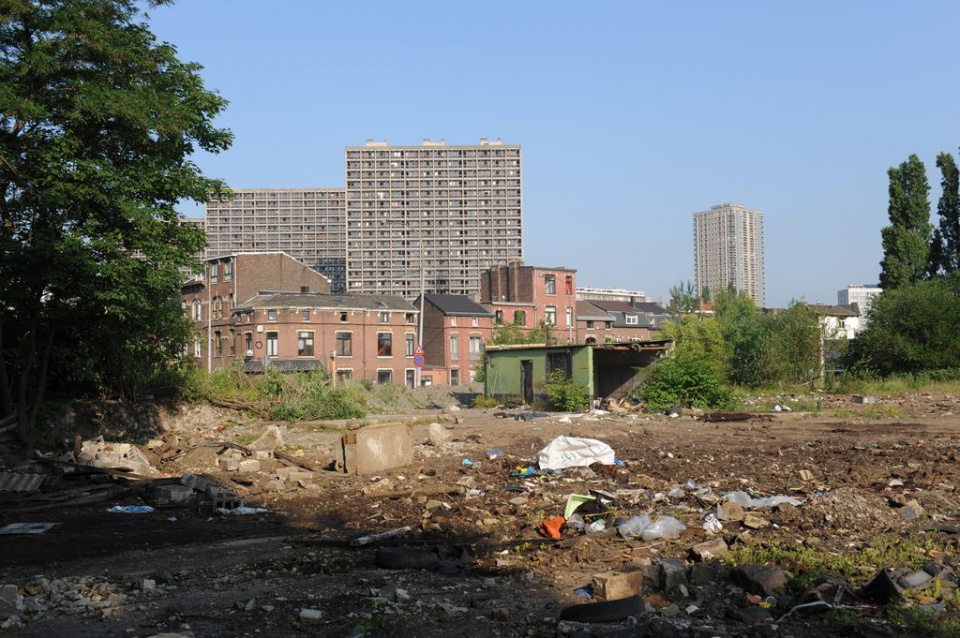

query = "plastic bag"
[[535, 436, 616, 470], [640, 516, 686, 541], [702, 513, 722, 533]]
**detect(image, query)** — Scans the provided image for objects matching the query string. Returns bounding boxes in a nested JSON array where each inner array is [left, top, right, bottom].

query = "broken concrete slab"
[[342, 423, 414, 475], [427, 422, 453, 446], [717, 500, 745, 522], [247, 425, 285, 451], [152, 484, 194, 505], [731, 565, 789, 596], [690, 538, 728, 561]]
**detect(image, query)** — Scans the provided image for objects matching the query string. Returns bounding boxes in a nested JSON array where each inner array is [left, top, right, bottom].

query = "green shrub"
[[545, 371, 590, 412], [472, 395, 499, 409], [637, 352, 736, 411]]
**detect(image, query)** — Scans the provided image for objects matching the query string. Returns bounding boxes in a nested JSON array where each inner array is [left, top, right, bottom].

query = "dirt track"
[[3, 393, 960, 637]]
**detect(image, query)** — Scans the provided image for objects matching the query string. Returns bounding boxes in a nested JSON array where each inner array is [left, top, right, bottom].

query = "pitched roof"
[[421, 293, 494, 316], [631, 302, 669, 314], [235, 292, 416, 312], [813, 304, 859, 317], [576, 300, 613, 321], [588, 299, 643, 314]]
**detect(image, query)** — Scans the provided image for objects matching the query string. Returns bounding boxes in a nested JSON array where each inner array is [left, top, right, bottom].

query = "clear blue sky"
[[149, 1, 960, 307]]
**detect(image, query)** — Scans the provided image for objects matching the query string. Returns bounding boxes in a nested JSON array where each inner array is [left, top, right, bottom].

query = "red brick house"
[[480, 263, 577, 343], [233, 292, 419, 386], [586, 300, 669, 342], [576, 300, 615, 344], [182, 252, 332, 370], [415, 294, 494, 386]]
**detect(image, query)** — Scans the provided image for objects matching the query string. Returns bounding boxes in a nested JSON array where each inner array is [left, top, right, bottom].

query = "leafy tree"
[[879, 154, 932, 290], [668, 280, 700, 316], [545, 370, 590, 412], [0, 1, 232, 445], [487, 320, 555, 346], [930, 151, 960, 276], [658, 314, 728, 378], [637, 349, 735, 411], [844, 276, 960, 375], [765, 303, 822, 387], [714, 287, 770, 387]]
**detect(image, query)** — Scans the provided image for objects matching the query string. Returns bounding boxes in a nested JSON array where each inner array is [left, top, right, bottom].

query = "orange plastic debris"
[[538, 516, 565, 539]]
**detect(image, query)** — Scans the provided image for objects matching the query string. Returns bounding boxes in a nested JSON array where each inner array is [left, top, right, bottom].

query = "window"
[[267, 309, 278, 322], [301, 310, 310, 322], [377, 332, 393, 357], [450, 369, 460, 386], [377, 369, 393, 384], [336, 369, 352, 384], [471, 316, 479, 327], [566, 307, 573, 328], [625, 314, 639, 325], [406, 334, 415, 356], [229, 330, 236, 355], [586, 320, 595, 329], [405, 313, 415, 324], [336, 332, 352, 357], [340, 312, 348, 322], [495, 309, 504, 324], [544, 274, 556, 295], [379, 311, 389, 323], [297, 331, 314, 357], [194, 336, 201, 359], [564, 274, 573, 295], [469, 336, 482, 360], [209, 263, 218, 284], [547, 352, 572, 380], [244, 332, 253, 356], [450, 334, 459, 359], [214, 331, 222, 356], [266, 332, 279, 356], [224, 260, 233, 282], [450, 316, 458, 327], [192, 300, 202, 321], [513, 310, 525, 325], [545, 306, 557, 326]]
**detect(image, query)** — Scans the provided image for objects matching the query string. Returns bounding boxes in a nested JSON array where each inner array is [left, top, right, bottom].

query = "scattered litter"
[[462, 458, 476, 466], [584, 519, 607, 534], [486, 449, 503, 460], [108, 505, 155, 514], [618, 514, 686, 540], [215, 505, 270, 516], [702, 514, 722, 533], [574, 584, 594, 599], [351, 526, 412, 547], [0, 522, 57, 535], [723, 491, 803, 508], [538, 516, 565, 539], [535, 436, 615, 470], [564, 494, 596, 519]]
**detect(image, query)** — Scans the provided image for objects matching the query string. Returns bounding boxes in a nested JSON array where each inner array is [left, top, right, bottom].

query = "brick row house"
[[416, 294, 494, 386], [480, 263, 578, 343]]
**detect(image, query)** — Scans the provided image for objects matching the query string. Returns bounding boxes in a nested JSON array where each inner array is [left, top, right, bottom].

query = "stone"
[[690, 538, 728, 562], [717, 501, 745, 522], [592, 572, 643, 601], [218, 457, 239, 472], [689, 562, 719, 586], [743, 514, 769, 529], [237, 459, 261, 473], [0, 584, 22, 618], [248, 425, 285, 451], [254, 450, 273, 460], [141, 579, 156, 592], [299, 608, 324, 623], [903, 500, 925, 521], [427, 422, 453, 446], [342, 423, 414, 475], [657, 559, 689, 597], [153, 484, 194, 505], [731, 565, 790, 596]]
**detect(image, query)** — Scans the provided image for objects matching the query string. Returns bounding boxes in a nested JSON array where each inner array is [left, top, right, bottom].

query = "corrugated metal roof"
[[0, 472, 47, 493]]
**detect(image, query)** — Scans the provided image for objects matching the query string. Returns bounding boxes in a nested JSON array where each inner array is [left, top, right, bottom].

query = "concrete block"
[[154, 484, 194, 504], [690, 538, 728, 562], [592, 571, 643, 601], [238, 459, 261, 473], [342, 423, 414, 475], [299, 608, 324, 623], [254, 450, 274, 460], [219, 457, 239, 472]]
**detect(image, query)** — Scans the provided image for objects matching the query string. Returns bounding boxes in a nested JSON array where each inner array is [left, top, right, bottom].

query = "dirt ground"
[[3, 391, 960, 637]]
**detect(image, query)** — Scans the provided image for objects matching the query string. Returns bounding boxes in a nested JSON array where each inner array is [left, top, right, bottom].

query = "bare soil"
[[3, 391, 960, 637]]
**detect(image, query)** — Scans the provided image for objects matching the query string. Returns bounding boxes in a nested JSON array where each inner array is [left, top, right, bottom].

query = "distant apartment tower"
[[838, 284, 881, 320], [344, 139, 523, 298], [693, 203, 765, 305], [204, 188, 347, 292]]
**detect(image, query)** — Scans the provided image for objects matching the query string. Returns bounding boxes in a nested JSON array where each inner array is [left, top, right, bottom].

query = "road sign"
[[415, 345, 424, 355], [413, 354, 425, 368]]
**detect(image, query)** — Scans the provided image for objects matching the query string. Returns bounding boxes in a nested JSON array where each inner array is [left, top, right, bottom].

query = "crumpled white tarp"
[[723, 490, 803, 508], [535, 435, 615, 470]]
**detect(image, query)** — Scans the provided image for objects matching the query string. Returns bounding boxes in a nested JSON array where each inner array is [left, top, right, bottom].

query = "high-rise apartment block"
[[693, 203, 765, 306], [344, 139, 523, 297], [204, 188, 347, 291]]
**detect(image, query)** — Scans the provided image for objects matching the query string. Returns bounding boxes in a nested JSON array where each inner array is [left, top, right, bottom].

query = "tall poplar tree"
[[879, 154, 932, 290], [929, 151, 960, 276], [0, 0, 232, 445]]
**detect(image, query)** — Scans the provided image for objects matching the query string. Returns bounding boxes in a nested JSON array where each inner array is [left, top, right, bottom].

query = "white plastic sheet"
[[535, 436, 616, 470], [723, 490, 802, 508]]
